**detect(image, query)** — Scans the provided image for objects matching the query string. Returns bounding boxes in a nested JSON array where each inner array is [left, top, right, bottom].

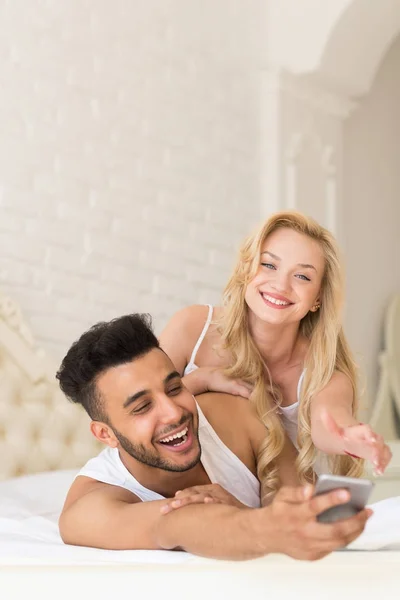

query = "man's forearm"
[[154, 503, 271, 560], [60, 491, 274, 559]]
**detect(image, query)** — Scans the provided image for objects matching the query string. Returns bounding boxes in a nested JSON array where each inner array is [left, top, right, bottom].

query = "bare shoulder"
[[197, 391, 258, 422], [159, 305, 210, 370], [196, 393, 266, 473], [322, 370, 353, 394], [62, 475, 140, 513], [196, 392, 266, 459], [159, 305, 222, 372], [162, 305, 211, 332]]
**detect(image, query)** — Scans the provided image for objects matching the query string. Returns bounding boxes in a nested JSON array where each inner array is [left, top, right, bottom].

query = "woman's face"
[[244, 228, 325, 326]]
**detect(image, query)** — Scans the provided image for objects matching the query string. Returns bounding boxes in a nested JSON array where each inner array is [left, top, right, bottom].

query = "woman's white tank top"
[[182, 304, 303, 448], [181, 306, 332, 473], [183, 304, 214, 377]]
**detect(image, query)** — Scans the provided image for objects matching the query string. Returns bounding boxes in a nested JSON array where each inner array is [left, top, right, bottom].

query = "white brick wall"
[[0, 0, 265, 363]]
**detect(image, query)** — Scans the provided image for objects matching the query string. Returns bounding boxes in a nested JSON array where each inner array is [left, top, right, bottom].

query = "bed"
[[1, 290, 400, 600]]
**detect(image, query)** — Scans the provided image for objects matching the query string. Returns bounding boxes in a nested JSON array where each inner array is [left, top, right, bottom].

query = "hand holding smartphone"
[[314, 474, 374, 523]]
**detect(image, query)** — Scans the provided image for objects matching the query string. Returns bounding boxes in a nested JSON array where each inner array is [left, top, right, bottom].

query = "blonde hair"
[[219, 211, 364, 502]]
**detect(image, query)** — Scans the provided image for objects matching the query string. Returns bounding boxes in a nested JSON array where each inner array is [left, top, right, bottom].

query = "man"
[[57, 313, 370, 561]]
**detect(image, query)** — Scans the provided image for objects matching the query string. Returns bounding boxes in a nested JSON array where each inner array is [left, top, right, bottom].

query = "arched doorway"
[[264, 0, 400, 422]]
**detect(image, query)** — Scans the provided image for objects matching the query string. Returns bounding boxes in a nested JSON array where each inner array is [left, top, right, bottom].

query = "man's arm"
[[59, 475, 370, 560], [59, 476, 258, 558]]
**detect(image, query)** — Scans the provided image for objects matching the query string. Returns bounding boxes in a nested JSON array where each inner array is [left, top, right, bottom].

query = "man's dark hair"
[[56, 313, 159, 422]]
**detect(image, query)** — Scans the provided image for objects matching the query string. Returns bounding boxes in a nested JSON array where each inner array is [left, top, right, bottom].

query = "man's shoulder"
[[196, 392, 259, 429], [196, 393, 265, 473], [197, 390, 250, 411]]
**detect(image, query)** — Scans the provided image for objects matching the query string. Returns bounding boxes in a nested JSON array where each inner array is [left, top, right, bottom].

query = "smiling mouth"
[[261, 293, 293, 307], [158, 425, 189, 447]]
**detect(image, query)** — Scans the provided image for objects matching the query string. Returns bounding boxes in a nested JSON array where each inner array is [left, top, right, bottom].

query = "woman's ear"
[[311, 296, 321, 312]]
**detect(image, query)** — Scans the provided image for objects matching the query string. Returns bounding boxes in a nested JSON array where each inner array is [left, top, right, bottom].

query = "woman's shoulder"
[[167, 304, 217, 329], [159, 305, 214, 371], [160, 305, 221, 351]]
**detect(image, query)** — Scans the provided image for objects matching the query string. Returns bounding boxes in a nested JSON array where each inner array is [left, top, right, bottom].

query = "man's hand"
[[263, 485, 372, 561], [160, 484, 246, 515], [322, 411, 392, 474]]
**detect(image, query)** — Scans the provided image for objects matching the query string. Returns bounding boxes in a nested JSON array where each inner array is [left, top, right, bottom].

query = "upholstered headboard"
[[0, 290, 101, 480]]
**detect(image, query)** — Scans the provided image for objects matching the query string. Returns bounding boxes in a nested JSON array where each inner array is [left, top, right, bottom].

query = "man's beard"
[[112, 415, 202, 472]]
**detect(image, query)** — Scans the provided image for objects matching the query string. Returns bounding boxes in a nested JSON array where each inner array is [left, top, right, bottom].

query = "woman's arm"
[[159, 306, 252, 397], [310, 371, 392, 473], [311, 371, 358, 450]]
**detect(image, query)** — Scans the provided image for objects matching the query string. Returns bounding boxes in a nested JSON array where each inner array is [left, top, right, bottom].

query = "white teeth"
[[263, 294, 290, 306], [159, 426, 188, 443], [172, 436, 187, 447]]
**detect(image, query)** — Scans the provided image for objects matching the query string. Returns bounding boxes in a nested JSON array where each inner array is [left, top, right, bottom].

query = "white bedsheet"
[[0, 469, 200, 566], [0, 469, 399, 567]]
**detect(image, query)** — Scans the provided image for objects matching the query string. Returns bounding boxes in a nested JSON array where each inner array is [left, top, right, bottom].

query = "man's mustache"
[[154, 413, 192, 440]]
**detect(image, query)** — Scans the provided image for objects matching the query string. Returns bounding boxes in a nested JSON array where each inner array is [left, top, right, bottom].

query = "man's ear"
[[90, 421, 118, 448]]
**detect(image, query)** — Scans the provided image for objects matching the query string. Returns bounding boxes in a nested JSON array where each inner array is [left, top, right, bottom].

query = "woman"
[[160, 211, 391, 499]]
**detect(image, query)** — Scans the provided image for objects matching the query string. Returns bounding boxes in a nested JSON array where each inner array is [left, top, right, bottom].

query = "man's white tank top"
[[78, 401, 261, 508], [183, 304, 303, 449]]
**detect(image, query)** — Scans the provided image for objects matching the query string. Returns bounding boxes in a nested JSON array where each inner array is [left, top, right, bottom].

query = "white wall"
[[343, 34, 400, 415], [0, 0, 264, 362]]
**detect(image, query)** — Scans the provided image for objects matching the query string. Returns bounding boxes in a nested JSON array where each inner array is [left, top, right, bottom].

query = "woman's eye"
[[261, 263, 276, 270], [295, 274, 311, 282]]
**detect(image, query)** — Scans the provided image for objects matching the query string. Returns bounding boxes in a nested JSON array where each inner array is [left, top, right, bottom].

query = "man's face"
[[95, 348, 201, 472]]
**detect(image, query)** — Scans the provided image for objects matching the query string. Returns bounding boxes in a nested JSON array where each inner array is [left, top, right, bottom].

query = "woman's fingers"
[[161, 483, 237, 515], [230, 379, 253, 398], [208, 369, 253, 398], [373, 442, 392, 475]]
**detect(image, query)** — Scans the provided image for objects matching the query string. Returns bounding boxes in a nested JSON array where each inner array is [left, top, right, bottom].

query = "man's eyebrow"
[[123, 371, 181, 409], [164, 371, 181, 384], [261, 251, 317, 272], [123, 390, 147, 409]]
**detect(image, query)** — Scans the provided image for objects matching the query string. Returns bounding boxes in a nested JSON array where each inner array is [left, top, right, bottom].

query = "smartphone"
[[314, 474, 374, 523]]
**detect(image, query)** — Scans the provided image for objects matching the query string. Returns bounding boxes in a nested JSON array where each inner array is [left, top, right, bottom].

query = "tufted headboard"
[[0, 290, 101, 480]]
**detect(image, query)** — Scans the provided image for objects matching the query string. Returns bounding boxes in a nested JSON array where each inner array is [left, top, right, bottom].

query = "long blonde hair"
[[220, 211, 364, 501]]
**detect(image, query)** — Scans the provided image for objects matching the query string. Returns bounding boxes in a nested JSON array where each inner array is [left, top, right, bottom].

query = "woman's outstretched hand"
[[322, 411, 392, 475]]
